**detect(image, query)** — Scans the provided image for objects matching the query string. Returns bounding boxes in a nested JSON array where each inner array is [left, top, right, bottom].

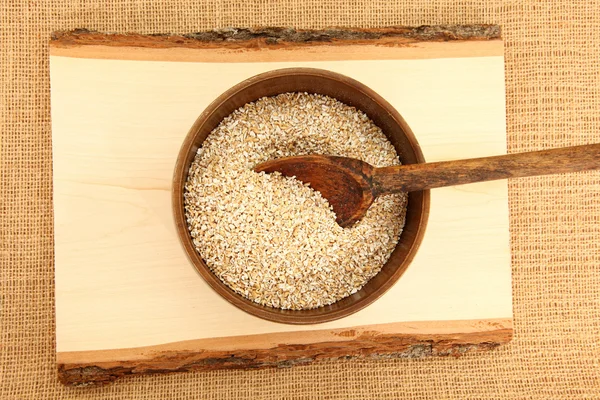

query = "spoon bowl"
[[255, 155, 377, 227]]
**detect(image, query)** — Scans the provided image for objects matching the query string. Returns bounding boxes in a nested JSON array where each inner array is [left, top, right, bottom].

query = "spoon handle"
[[372, 143, 600, 194]]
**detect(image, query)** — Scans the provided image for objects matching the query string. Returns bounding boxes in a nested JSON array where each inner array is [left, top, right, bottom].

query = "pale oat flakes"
[[184, 92, 407, 310]]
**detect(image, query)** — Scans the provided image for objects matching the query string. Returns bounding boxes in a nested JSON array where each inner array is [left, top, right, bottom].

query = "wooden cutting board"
[[49, 26, 512, 386]]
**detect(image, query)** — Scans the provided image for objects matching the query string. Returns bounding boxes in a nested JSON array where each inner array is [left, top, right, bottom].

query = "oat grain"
[[184, 92, 407, 310]]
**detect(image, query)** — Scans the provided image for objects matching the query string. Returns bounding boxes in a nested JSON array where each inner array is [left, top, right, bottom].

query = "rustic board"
[[50, 26, 512, 386]]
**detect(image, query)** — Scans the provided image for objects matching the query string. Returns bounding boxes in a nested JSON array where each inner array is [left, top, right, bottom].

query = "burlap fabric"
[[2, 1, 600, 398]]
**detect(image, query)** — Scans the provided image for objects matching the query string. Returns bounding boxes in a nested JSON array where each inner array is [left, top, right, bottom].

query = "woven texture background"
[[2, 1, 600, 398]]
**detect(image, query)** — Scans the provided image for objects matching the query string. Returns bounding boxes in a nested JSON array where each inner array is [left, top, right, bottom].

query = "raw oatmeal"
[[184, 92, 407, 310]]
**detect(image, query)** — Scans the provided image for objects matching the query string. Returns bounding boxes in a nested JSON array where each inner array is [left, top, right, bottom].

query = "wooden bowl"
[[172, 68, 430, 324]]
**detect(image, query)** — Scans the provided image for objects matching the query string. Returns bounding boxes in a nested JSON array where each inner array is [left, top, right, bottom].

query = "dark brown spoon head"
[[254, 155, 376, 227]]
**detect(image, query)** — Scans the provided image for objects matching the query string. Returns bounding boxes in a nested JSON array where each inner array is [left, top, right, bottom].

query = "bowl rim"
[[172, 67, 430, 324]]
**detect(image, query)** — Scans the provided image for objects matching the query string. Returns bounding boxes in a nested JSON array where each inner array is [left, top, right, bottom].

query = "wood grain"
[[57, 319, 512, 386], [50, 28, 511, 386], [48, 27, 503, 62], [51, 25, 501, 49], [372, 144, 600, 192]]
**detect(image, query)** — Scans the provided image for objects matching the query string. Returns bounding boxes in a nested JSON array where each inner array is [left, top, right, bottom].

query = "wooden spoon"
[[254, 144, 600, 227]]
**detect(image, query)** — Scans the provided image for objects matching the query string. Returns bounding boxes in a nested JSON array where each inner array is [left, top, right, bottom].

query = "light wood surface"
[[50, 34, 511, 384]]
